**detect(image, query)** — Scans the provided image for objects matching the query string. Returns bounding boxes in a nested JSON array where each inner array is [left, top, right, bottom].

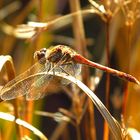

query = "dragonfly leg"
[[59, 66, 70, 76]]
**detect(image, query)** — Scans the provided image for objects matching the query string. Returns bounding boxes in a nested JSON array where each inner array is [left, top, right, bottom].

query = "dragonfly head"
[[34, 48, 47, 62]]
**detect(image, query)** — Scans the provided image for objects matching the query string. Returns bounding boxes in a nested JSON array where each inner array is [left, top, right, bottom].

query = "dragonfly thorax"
[[34, 45, 82, 79], [47, 48, 64, 63]]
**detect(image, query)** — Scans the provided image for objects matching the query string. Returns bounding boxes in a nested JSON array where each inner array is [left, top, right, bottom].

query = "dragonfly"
[[0, 45, 139, 101]]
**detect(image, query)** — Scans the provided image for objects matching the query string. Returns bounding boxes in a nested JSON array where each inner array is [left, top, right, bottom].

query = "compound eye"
[[34, 50, 46, 61], [40, 48, 47, 53]]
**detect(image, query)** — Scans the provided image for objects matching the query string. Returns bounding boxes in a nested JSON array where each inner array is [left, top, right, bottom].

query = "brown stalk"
[[50, 121, 69, 140], [122, 23, 132, 117], [105, 19, 111, 110], [88, 1, 112, 138], [23, 0, 46, 137], [69, 0, 96, 140], [0, 56, 22, 139], [104, 18, 111, 140], [120, 0, 139, 119]]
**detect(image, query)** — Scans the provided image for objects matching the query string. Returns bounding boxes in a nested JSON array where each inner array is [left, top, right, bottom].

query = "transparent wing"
[[25, 56, 82, 100], [60, 62, 81, 85], [25, 71, 53, 100], [0, 54, 82, 101], [0, 57, 51, 101]]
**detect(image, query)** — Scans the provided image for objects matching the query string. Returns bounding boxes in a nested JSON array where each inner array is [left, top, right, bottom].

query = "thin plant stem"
[[24, 0, 44, 137], [104, 19, 111, 140], [50, 122, 68, 140], [38, 0, 43, 21], [105, 21, 111, 109], [122, 24, 132, 117], [8, 64, 22, 140], [76, 124, 81, 140], [87, 99, 97, 140], [69, 0, 95, 140], [5, 57, 22, 139]]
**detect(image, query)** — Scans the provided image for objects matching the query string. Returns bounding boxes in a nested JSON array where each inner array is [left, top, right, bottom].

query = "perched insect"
[[0, 45, 139, 101]]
